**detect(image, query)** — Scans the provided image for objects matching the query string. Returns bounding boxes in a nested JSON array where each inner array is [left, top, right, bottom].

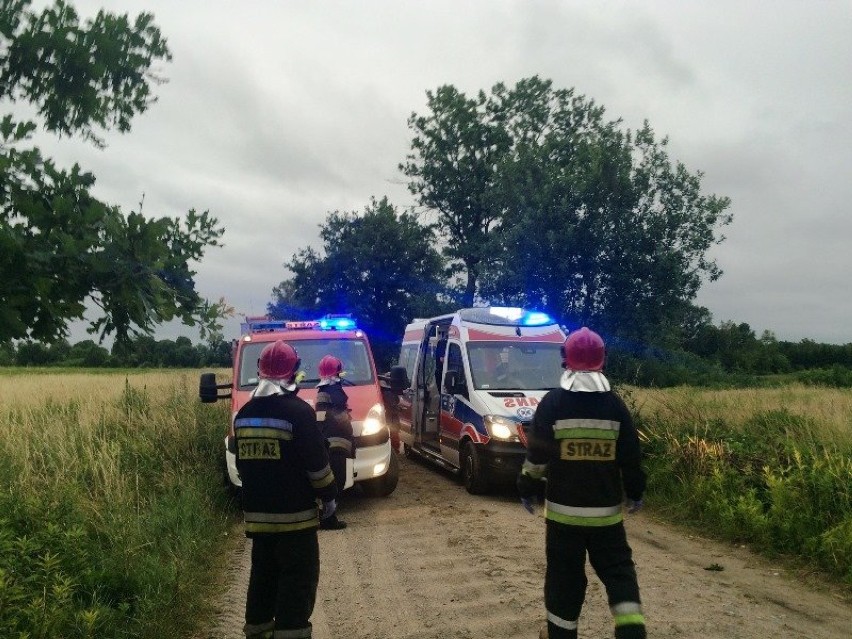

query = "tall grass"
[[0, 369, 236, 639], [630, 384, 852, 585]]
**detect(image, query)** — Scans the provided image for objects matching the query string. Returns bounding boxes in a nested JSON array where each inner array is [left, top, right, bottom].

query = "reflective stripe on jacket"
[[524, 384, 645, 527], [235, 391, 337, 537]]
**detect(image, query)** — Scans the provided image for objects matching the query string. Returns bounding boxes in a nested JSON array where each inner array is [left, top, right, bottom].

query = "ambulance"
[[393, 307, 566, 493], [199, 314, 399, 497]]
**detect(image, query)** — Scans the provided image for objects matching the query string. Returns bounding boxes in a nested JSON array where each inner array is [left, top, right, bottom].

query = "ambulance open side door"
[[398, 320, 448, 454]]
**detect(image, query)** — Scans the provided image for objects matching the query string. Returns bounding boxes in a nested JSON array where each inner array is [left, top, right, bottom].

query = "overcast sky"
[[36, 1, 852, 345]]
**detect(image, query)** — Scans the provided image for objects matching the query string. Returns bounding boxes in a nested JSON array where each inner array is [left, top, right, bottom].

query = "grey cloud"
[[31, 1, 852, 346]]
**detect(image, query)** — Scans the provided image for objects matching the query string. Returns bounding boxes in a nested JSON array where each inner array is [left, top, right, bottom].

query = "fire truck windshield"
[[238, 339, 375, 389]]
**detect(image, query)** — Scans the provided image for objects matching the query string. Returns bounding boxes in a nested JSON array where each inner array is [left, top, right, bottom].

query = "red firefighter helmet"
[[562, 327, 605, 371], [318, 354, 343, 378], [258, 341, 300, 380]]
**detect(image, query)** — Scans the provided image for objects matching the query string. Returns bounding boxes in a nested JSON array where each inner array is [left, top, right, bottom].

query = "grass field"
[[1, 370, 849, 638], [632, 384, 852, 443], [629, 383, 852, 586], [0, 368, 236, 639]]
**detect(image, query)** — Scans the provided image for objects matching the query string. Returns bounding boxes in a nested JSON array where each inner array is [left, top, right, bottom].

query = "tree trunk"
[[462, 266, 478, 307]]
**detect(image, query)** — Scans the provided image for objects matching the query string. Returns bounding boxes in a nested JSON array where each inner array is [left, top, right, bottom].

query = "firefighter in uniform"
[[315, 354, 352, 530], [517, 327, 647, 639], [235, 340, 338, 639]]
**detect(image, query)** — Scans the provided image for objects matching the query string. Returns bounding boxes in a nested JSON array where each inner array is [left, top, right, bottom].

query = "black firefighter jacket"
[[315, 381, 355, 459], [234, 388, 337, 536], [522, 385, 646, 527]]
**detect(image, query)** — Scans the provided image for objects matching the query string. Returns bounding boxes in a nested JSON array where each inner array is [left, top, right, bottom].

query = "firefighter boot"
[[539, 623, 578, 639], [615, 624, 646, 639], [319, 513, 347, 530]]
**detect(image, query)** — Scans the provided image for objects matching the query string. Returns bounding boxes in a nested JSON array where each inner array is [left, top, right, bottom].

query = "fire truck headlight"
[[484, 415, 519, 441], [361, 403, 385, 436]]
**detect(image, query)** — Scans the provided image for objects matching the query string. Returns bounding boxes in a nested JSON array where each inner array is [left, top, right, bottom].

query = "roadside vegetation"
[[630, 384, 852, 587], [2, 368, 849, 639], [0, 369, 236, 639]]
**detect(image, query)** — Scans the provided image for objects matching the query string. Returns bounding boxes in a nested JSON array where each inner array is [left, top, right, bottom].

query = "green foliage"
[[0, 376, 237, 638], [1, 0, 170, 145], [401, 85, 509, 305], [779, 338, 852, 370], [641, 407, 852, 585], [6, 334, 233, 368], [402, 76, 732, 343], [271, 196, 451, 368], [0, 1, 226, 347], [795, 365, 852, 388], [684, 321, 792, 374]]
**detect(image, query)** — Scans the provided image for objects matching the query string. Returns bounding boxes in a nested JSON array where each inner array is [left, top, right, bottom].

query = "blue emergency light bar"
[[522, 311, 553, 326], [460, 307, 556, 327], [243, 314, 358, 334], [318, 315, 356, 331]]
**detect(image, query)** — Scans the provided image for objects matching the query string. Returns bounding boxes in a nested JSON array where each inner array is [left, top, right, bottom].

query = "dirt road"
[[203, 453, 851, 639]]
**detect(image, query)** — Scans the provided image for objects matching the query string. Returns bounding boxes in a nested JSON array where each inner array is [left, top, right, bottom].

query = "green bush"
[[795, 365, 852, 388], [641, 407, 852, 585]]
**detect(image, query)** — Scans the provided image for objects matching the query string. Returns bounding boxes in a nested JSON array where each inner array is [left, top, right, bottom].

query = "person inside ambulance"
[[314, 354, 352, 530], [379, 366, 407, 453], [234, 340, 338, 638], [484, 346, 524, 389]]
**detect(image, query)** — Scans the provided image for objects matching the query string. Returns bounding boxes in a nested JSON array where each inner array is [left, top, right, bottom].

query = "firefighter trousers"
[[328, 448, 350, 494], [544, 520, 646, 639], [244, 529, 319, 638]]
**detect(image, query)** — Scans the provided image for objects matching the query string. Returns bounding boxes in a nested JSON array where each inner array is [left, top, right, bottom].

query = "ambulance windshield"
[[466, 342, 563, 390], [239, 339, 375, 389]]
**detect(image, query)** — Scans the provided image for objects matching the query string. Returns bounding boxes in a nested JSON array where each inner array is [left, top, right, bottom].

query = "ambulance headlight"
[[484, 415, 519, 441], [361, 403, 385, 436]]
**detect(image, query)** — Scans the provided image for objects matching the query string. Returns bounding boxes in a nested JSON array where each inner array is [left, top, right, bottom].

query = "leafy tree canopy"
[[404, 76, 732, 345], [0, 0, 226, 347], [401, 84, 509, 306], [269, 197, 450, 368]]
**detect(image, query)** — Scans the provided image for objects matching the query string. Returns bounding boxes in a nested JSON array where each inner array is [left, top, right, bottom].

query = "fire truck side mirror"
[[199, 372, 232, 402]]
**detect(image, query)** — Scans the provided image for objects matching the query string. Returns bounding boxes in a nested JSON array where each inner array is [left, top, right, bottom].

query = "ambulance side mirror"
[[387, 365, 410, 393]]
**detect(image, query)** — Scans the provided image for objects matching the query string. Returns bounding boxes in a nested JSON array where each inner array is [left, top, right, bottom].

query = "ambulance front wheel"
[[461, 441, 490, 495]]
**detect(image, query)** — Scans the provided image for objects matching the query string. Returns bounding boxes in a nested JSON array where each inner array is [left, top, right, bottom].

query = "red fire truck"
[[199, 314, 399, 497]]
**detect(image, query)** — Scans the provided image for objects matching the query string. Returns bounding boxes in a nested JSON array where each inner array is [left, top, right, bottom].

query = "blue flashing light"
[[317, 315, 357, 331], [522, 311, 553, 326]]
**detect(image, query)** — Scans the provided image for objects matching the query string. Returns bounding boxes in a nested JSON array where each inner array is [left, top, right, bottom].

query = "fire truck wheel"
[[461, 441, 490, 495], [360, 451, 400, 497]]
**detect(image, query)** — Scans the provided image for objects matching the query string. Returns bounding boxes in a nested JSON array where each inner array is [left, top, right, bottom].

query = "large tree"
[[400, 84, 510, 306], [405, 76, 731, 345], [0, 0, 225, 347], [269, 197, 448, 368]]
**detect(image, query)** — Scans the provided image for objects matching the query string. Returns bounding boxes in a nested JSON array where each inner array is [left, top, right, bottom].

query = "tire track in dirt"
[[313, 456, 545, 639]]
